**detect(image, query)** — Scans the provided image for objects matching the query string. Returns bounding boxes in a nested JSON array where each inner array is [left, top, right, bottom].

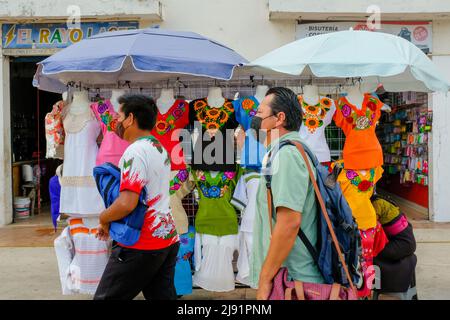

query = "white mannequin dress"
[[59, 110, 105, 216]]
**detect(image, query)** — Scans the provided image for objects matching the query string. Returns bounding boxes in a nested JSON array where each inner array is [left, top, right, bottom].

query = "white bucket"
[[22, 165, 33, 182], [14, 197, 31, 219]]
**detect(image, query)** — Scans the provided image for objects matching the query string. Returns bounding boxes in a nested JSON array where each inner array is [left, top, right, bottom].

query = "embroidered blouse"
[[189, 98, 239, 172], [151, 99, 189, 171], [298, 95, 336, 163], [90, 99, 129, 166], [191, 169, 239, 236], [233, 96, 266, 169], [45, 100, 66, 159], [333, 94, 384, 170]]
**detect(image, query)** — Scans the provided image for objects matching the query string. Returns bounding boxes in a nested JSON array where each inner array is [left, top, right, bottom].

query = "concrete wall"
[[428, 19, 450, 222], [0, 49, 13, 226], [0, 0, 162, 20], [143, 0, 295, 61]]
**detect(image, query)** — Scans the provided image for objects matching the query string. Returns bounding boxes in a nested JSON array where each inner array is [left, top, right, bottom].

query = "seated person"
[[371, 194, 418, 300]]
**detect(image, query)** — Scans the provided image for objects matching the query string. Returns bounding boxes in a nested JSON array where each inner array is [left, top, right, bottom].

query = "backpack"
[[93, 162, 148, 246], [264, 140, 362, 289]]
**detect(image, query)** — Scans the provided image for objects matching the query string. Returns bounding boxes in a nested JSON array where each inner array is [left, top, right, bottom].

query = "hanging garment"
[[151, 99, 190, 170], [232, 96, 266, 169], [175, 226, 196, 296], [189, 98, 239, 172], [298, 96, 336, 163], [231, 170, 260, 234], [90, 99, 129, 166], [45, 100, 66, 159], [358, 223, 389, 298], [231, 170, 260, 287], [336, 162, 384, 230], [333, 94, 384, 170], [60, 112, 105, 216], [54, 218, 112, 295], [193, 233, 239, 292], [117, 135, 179, 250], [54, 226, 75, 295], [49, 165, 62, 231], [192, 169, 239, 236], [170, 169, 195, 235]]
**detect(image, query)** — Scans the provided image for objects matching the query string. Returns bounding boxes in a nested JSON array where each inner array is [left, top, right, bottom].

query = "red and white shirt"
[[118, 135, 179, 250]]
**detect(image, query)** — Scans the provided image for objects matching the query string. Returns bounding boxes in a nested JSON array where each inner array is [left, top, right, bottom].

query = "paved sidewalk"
[[0, 219, 449, 300]]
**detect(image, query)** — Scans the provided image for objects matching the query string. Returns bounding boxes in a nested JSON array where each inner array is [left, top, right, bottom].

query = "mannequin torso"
[[110, 89, 126, 113], [254, 85, 269, 103], [345, 86, 365, 109], [68, 91, 91, 115], [157, 88, 176, 114], [207, 87, 225, 108], [302, 85, 320, 105]]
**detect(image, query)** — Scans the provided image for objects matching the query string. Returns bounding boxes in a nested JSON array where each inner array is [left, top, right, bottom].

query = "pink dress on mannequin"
[[90, 99, 129, 166]]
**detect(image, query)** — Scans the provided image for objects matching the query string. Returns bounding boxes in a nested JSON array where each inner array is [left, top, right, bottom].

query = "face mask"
[[115, 116, 131, 140], [250, 114, 275, 143]]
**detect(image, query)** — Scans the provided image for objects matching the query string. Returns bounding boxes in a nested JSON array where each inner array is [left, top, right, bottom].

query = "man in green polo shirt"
[[249, 87, 325, 300]]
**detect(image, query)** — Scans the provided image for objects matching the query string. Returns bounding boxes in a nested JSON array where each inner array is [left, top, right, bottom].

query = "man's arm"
[[257, 206, 302, 299], [99, 190, 140, 225]]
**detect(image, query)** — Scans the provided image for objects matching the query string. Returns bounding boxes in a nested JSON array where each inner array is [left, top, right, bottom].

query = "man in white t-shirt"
[[94, 94, 179, 300]]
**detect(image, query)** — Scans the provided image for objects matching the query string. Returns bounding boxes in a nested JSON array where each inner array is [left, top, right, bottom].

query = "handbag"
[[266, 141, 358, 300]]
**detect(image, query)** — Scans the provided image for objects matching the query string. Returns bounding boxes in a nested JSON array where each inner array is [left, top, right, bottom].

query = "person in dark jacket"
[[371, 194, 418, 300]]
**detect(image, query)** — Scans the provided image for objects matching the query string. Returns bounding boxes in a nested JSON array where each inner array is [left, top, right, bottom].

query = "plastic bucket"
[[14, 197, 31, 219]]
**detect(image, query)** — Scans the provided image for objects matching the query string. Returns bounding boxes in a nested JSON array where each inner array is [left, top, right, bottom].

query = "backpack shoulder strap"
[[263, 140, 320, 267]]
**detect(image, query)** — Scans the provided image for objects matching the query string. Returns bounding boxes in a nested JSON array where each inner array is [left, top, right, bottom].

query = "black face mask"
[[250, 114, 275, 143], [115, 115, 131, 140]]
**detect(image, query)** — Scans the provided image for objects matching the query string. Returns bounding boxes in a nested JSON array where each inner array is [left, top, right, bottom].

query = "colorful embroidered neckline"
[[240, 97, 259, 117], [346, 168, 376, 192], [95, 99, 118, 132], [338, 94, 379, 131], [195, 170, 236, 199], [170, 168, 189, 195], [298, 96, 332, 133], [155, 99, 187, 136], [193, 98, 234, 131]]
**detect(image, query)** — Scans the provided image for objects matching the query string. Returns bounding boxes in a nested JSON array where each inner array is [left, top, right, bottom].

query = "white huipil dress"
[[59, 110, 105, 216]]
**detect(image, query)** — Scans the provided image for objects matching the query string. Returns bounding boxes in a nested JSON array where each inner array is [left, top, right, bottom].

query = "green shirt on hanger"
[[192, 168, 239, 236]]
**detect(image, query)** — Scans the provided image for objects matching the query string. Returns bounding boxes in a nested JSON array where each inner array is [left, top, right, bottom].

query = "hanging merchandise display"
[[191, 169, 239, 236], [170, 169, 195, 234], [175, 225, 196, 296], [378, 98, 431, 187], [298, 94, 336, 163], [90, 98, 129, 166], [54, 218, 111, 295], [334, 161, 384, 230], [333, 93, 385, 170], [231, 170, 261, 287], [189, 97, 239, 172], [152, 99, 190, 170], [233, 95, 266, 169], [45, 100, 66, 159], [152, 97, 192, 234], [193, 233, 239, 292], [59, 91, 105, 216]]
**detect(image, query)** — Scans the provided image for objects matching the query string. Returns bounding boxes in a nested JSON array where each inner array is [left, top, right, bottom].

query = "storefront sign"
[[2, 21, 139, 55], [296, 21, 432, 53]]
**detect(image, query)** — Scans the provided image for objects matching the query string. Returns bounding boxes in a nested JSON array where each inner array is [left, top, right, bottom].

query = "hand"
[[256, 279, 273, 300], [96, 223, 110, 241]]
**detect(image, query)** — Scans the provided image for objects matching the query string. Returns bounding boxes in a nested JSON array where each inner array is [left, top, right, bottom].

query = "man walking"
[[94, 94, 179, 300]]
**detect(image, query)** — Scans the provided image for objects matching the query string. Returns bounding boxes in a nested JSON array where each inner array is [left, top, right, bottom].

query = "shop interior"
[[10, 56, 62, 224]]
